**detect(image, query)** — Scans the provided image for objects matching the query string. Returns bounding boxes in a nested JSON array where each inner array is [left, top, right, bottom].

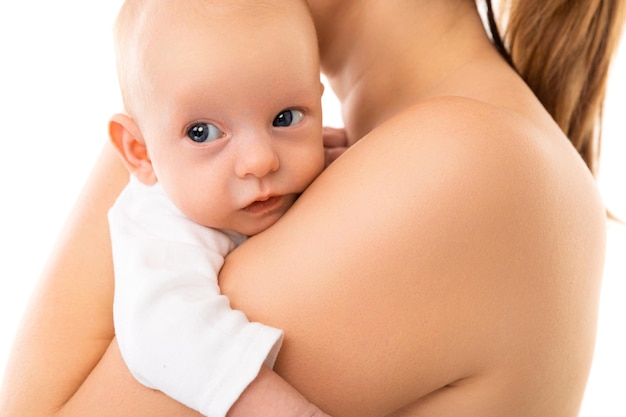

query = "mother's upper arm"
[[219, 99, 604, 417]]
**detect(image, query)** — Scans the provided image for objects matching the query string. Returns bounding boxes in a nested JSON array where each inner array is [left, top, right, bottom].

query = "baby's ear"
[[109, 113, 157, 185]]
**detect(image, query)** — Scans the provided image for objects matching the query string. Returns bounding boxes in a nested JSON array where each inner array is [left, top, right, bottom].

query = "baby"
[[107, 0, 326, 416]]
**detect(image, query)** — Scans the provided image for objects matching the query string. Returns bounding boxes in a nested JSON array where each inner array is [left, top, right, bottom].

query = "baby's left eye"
[[273, 109, 304, 127]]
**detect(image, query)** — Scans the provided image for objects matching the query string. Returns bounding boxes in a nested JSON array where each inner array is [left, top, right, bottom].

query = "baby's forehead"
[[124, 0, 312, 53]]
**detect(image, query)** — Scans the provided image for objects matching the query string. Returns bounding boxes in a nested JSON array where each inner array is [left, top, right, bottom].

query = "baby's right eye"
[[187, 123, 223, 143]]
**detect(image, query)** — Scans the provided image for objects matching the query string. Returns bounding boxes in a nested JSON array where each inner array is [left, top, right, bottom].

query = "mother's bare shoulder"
[[334, 96, 607, 415]]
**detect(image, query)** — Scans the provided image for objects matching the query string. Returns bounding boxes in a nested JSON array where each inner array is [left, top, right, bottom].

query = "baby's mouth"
[[242, 195, 282, 214]]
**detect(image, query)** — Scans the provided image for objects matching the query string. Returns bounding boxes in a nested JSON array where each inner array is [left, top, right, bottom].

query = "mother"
[[2, 1, 624, 416]]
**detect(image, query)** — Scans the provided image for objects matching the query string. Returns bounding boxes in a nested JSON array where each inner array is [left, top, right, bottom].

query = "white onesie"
[[109, 177, 283, 417]]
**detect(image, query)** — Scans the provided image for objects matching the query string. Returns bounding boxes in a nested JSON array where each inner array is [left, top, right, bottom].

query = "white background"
[[0, 2, 624, 415]]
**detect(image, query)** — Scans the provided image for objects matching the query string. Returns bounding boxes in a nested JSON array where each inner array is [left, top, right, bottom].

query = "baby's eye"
[[187, 123, 222, 143], [273, 109, 304, 127]]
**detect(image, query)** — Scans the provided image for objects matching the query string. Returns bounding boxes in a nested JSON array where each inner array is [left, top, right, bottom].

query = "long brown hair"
[[485, 0, 625, 176]]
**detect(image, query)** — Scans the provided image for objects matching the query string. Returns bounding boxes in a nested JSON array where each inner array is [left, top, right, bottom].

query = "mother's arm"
[[0, 144, 202, 417]]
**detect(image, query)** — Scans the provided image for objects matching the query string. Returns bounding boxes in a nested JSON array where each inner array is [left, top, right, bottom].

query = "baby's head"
[[110, 0, 325, 235]]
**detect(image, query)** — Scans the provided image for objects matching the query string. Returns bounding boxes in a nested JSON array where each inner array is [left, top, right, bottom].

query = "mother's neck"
[[313, 1, 498, 141]]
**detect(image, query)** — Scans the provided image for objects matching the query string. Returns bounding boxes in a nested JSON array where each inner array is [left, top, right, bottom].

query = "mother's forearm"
[[55, 341, 331, 417], [55, 340, 203, 417]]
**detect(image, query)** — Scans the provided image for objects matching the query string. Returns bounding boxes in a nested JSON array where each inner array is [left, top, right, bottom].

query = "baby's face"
[[134, 2, 324, 235]]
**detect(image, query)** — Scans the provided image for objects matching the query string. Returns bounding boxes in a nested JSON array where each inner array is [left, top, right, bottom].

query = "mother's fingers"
[[322, 126, 348, 148]]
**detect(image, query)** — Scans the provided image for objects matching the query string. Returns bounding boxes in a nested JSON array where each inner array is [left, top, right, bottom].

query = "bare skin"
[[0, 1, 606, 416]]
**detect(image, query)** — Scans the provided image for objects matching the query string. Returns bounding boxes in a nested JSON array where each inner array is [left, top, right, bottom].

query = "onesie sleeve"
[[109, 179, 283, 417]]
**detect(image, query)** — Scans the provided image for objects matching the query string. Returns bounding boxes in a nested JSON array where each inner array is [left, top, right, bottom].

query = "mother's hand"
[[323, 126, 349, 167]]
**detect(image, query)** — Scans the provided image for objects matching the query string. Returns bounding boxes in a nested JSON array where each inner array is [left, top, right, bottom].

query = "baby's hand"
[[227, 366, 333, 417], [323, 126, 349, 167]]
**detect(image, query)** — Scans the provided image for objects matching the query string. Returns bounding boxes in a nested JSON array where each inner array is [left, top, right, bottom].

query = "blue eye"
[[187, 123, 222, 143], [273, 109, 304, 127]]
